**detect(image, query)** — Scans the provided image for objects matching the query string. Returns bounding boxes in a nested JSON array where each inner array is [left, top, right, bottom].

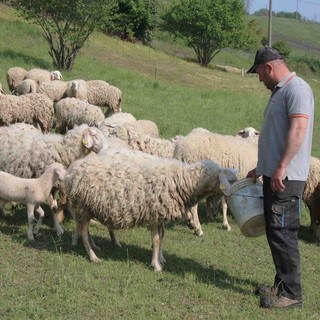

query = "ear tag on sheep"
[[220, 183, 226, 190]]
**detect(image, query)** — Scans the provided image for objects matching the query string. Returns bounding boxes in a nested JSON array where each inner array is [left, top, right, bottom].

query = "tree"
[[13, 0, 117, 70], [161, 0, 248, 67], [103, 0, 158, 44]]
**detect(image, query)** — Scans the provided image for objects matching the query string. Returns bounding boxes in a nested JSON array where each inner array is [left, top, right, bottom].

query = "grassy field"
[[0, 4, 319, 320]]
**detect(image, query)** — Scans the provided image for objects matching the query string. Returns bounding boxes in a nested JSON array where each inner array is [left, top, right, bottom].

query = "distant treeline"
[[253, 9, 302, 20]]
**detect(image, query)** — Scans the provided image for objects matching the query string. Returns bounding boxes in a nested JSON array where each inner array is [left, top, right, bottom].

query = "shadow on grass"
[[0, 49, 51, 69], [0, 216, 259, 296]]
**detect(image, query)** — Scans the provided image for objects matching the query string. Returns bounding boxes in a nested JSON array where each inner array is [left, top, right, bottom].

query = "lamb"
[[0, 123, 108, 236], [24, 68, 63, 86], [66, 80, 122, 115], [173, 129, 258, 232], [54, 97, 105, 134], [64, 151, 237, 271], [0, 93, 54, 133], [37, 80, 67, 102], [6, 66, 28, 92], [14, 79, 38, 95], [0, 163, 66, 241]]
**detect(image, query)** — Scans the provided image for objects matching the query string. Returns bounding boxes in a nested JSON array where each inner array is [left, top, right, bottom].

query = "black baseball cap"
[[247, 46, 285, 74]]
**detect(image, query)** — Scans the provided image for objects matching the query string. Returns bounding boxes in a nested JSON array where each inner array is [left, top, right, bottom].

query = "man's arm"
[[272, 115, 309, 192]]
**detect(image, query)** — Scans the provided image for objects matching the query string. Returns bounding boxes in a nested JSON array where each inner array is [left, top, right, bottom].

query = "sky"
[[249, 0, 320, 22]]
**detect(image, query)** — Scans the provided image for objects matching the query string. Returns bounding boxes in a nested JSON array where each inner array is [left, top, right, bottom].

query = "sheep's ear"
[[55, 167, 66, 180], [219, 173, 232, 196], [236, 130, 245, 136], [82, 128, 94, 149]]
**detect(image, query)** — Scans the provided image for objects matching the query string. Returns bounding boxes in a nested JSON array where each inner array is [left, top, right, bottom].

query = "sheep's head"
[[82, 127, 108, 154], [219, 168, 238, 196], [236, 127, 260, 138], [51, 70, 63, 80]]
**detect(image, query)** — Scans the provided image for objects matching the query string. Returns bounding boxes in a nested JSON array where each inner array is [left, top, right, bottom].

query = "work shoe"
[[260, 295, 302, 310], [255, 285, 278, 296]]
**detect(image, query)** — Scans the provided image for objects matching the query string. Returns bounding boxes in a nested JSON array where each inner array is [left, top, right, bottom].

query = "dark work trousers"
[[263, 176, 305, 301]]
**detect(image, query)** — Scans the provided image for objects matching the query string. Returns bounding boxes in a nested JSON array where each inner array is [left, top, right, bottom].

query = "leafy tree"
[[13, 0, 117, 70], [103, 0, 158, 44], [273, 40, 291, 58], [160, 0, 248, 67]]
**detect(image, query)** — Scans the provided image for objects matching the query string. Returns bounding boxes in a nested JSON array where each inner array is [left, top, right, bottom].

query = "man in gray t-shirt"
[[246, 46, 314, 310]]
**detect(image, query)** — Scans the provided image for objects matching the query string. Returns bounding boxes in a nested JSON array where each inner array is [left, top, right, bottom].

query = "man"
[[246, 46, 314, 310]]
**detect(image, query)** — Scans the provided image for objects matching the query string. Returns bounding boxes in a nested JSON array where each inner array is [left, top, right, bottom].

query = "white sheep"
[[65, 151, 237, 271], [37, 80, 67, 102], [6, 66, 28, 92], [24, 68, 63, 86], [66, 80, 88, 101], [0, 93, 54, 133], [0, 123, 108, 236], [14, 79, 38, 95], [0, 163, 66, 240], [54, 97, 105, 134], [66, 80, 122, 115], [99, 113, 159, 138], [106, 125, 180, 158], [173, 129, 258, 232]]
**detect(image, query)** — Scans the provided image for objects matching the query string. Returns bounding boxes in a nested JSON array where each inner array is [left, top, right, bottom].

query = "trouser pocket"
[[271, 196, 300, 230]]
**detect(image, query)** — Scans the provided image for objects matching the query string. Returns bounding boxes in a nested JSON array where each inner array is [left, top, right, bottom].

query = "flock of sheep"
[[0, 66, 319, 272]]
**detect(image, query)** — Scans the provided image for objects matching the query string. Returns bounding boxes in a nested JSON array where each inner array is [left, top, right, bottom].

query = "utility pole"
[[268, 0, 272, 46]]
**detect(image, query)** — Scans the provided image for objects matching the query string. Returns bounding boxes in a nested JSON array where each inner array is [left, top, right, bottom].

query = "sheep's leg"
[[80, 219, 101, 263], [206, 196, 219, 221], [190, 205, 204, 237], [33, 205, 45, 235], [108, 228, 122, 248], [52, 212, 64, 237], [150, 223, 163, 272], [158, 223, 166, 266], [26, 203, 36, 241], [71, 227, 79, 246], [221, 196, 231, 231]]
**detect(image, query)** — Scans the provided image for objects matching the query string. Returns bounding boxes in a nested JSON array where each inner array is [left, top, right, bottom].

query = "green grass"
[[0, 4, 320, 319]]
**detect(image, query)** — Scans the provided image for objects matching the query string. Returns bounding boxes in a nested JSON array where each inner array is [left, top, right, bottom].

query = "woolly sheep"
[[54, 97, 105, 134], [0, 123, 108, 236], [65, 151, 237, 271], [6, 66, 28, 91], [37, 80, 67, 102], [67, 80, 122, 115], [14, 79, 38, 95], [66, 80, 88, 101], [0, 163, 66, 240], [99, 114, 159, 138], [24, 68, 63, 86], [0, 93, 54, 133], [173, 129, 258, 232], [108, 126, 179, 158]]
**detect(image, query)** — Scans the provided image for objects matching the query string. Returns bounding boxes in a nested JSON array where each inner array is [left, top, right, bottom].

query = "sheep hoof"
[[194, 229, 204, 237], [223, 224, 231, 231], [91, 257, 102, 263], [55, 226, 64, 237], [27, 233, 34, 241]]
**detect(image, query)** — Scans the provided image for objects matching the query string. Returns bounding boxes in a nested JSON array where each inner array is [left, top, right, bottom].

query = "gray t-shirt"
[[256, 72, 314, 181]]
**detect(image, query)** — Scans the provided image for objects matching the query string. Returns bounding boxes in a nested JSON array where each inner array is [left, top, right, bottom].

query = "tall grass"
[[0, 4, 319, 319]]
